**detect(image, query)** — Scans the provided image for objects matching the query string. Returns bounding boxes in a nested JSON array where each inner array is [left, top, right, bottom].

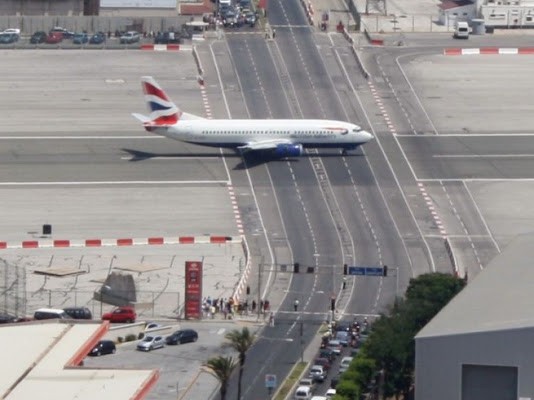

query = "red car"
[[45, 32, 63, 44], [102, 306, 136, 323]]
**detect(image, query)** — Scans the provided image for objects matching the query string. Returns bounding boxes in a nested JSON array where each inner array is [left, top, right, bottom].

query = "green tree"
[[224, 327, 255, 400], [205, 355, 237, 400]]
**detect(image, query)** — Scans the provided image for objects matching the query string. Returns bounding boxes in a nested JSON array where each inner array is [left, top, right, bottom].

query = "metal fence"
[[0, 15, 190, 35], [30, 289, 181, 320], [0, 258, 27, 317]]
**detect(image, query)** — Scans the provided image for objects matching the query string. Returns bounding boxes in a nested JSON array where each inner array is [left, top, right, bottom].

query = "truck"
[[453, 21, 469, 39]]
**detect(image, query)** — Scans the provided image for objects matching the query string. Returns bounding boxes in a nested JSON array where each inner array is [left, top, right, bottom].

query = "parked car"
[[327, 339, 342, 355], [101, 306, 136, 323], [88, 340, 116, 356], [89, 32, 106, 44], [50, 27, 74, 38], [63, 307, 92, 320], [2, 28, 20, 35], [34, 308, 69, 320], [154, 31, 181, 44], [339, 356, 353, 373], [0, 313, 18, 324], [30, 31, 47, 44], [72, 32, 89, 44], [0, 33, 19, 44], [166, 329, 198, 345], [309, 365, 327, 383], [137, 335, 165, 351], [120, 31, 140, 44], [45, 32, 63, 44]]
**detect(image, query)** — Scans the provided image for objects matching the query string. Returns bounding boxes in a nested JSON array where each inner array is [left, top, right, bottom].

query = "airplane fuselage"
[[151, 118, 372, 149]]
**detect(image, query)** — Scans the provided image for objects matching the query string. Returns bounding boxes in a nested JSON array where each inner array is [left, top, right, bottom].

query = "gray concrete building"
[[415, 233, 534, 400]]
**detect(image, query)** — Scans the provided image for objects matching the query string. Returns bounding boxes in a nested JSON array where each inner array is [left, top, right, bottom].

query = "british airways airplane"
[[132, 77, 373, 157]]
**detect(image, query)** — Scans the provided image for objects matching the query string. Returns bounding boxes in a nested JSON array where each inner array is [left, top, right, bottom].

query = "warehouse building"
[[415, 233, 534, 400]]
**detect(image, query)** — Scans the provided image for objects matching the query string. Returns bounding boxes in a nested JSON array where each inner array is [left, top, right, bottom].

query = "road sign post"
[[265, 374, 277, 398]]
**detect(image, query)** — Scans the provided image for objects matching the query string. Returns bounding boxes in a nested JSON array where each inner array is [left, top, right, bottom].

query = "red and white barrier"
[[0, 235, 241, 250], [141, 44, 180, 51], [444, 47, 534, 55]]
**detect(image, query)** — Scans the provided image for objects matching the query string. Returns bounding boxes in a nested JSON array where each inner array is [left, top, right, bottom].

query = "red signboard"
[[184, 261, 203, 319]]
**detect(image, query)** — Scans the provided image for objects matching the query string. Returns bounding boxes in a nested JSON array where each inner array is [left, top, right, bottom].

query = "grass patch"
[[273, 362, 308, 400]]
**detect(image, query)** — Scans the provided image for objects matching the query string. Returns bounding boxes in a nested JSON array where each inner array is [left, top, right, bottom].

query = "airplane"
[[132, 76, 373, 157]]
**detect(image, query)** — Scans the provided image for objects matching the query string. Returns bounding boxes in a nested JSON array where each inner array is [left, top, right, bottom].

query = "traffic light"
[[294, 262, 300, 273], [343, 264, 348, 275], [383, 265, 388, 277]]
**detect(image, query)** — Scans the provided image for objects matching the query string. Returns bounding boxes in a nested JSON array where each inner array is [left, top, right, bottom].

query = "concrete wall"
[[415, 327, 534, 400], [0, 0, 84, 16], [480, 4, 534, 27], [0, 15, 189, 35]]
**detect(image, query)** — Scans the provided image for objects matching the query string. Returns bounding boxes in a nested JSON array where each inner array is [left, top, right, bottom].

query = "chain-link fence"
[[0, 258, 27, 317]]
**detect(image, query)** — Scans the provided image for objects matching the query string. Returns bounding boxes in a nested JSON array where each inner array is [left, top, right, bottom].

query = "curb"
[[0, 235, 242, 250]]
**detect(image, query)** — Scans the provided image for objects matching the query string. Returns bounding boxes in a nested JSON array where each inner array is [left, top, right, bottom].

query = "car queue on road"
[[295, 318, 371, 399]]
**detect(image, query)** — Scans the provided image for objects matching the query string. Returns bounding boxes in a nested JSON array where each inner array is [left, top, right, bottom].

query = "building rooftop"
[[417, 233, 534, 339], [0, 321, 158, 400]]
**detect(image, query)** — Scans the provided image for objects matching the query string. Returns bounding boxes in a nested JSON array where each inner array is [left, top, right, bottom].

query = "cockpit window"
[[353, 127, 362, 132]]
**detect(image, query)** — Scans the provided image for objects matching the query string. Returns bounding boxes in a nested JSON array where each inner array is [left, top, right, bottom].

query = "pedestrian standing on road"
[[260, 300, 264, 313], [342, 276, 347, 290], [252, 299, 257, 312], [272, 28, 276, 39], [294, 299, 299, 312], [269, 312, 275, 327]]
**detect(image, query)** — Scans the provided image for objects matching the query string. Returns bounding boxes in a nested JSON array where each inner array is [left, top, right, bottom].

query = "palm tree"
[[205, 355, 237, 400], [224, 327, 255, 400]]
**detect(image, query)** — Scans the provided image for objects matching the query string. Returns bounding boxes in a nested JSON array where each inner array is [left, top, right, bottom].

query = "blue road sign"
[[348, 266, 366, 275], [348, 266, 384, 276]]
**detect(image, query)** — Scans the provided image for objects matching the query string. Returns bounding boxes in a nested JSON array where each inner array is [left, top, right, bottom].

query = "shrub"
[[125, 333, 137, 342], [117, 336, 124, 343], [138, 332, 145, 340]]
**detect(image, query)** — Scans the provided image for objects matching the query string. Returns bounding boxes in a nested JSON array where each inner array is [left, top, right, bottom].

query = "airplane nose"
[[362, 130, 374, 142]]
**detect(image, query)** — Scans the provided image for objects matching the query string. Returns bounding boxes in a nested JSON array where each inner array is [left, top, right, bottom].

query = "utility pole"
[[257, 256, 264, 320]]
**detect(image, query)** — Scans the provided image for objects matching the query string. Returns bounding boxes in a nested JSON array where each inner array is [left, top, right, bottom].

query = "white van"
[[453, 21, 469, 39], [34, 308, 69, 320], [294, 385, 312, 400]]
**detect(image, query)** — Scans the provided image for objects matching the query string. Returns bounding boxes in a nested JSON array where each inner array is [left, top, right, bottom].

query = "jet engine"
[[273, 143, 304, 157]]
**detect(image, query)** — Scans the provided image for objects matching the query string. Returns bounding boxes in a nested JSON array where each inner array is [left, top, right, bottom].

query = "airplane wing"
[[238, 139, 293, 152]]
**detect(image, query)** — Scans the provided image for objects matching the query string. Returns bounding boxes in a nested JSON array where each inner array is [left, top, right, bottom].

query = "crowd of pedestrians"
[[201, 296, 271, 319]]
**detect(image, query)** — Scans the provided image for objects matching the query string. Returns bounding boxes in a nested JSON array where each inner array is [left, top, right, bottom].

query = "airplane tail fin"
[[138, 76, 182, 126]]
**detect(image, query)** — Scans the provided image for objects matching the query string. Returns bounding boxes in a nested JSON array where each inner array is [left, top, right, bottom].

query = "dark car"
[[30, 31, 47, 44], [319, 348, 336, 362], [0, 313, 18, 324], [63, 307, 92, 320], [88, 340, 116, 356], [72, 32, 89, 44], [154, 31, 181, 44], [89, 32, 106, 44], [166, 329, 198, 345], [0, 33, 19, 44]]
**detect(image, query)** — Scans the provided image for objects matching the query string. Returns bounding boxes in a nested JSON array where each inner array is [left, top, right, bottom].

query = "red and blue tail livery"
[[132, 77, 373, 157], [140, 76, 181, 125]]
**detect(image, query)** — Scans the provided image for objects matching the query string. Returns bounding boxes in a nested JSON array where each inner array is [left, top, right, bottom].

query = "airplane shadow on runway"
[[121, 148, 365, 170]]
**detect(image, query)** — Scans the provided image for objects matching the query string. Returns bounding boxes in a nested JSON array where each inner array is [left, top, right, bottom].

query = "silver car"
[[137, 335, 165, 351]]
